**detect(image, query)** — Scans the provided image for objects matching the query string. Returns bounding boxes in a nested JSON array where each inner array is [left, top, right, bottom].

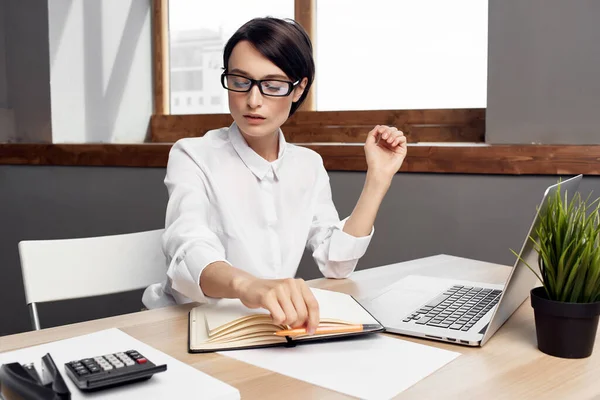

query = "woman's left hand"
[[364, 125, 408, 183]]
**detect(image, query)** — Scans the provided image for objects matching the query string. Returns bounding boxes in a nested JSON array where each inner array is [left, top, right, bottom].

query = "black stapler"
[[0, 353, 70, 400]]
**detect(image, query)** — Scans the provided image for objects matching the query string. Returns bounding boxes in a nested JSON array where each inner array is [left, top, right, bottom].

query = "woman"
[[143, 17, 407, 335]]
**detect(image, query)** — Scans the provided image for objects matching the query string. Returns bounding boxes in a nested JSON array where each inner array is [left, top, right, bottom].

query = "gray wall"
[[2, 165, 598, 336], [0, 0, 7, 108], [0, 0, 16, 143], [0, 165, 168, 336], [4, 0, 51, 143], [486, 0, 600, 144]]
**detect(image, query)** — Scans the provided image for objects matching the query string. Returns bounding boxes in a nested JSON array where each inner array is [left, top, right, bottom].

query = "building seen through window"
[[168, 0, 294, 114], [170, 29, 225, 114]]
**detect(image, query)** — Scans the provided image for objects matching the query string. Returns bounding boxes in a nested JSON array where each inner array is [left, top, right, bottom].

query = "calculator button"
[[118, 354, 134, 363], [124, 359, 135, 366], [88, 366, 101, 374], [101, 364, 114, 371], [70, 362, 84, 368], [76, 369, 90, 376], [136, 358, 148, 364]]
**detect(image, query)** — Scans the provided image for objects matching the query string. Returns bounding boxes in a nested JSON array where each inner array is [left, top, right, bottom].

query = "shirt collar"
[[229, 122, 287, 181]]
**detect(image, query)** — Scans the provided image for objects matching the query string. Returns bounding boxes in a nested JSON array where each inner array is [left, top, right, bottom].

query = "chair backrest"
[[18, 229, 167, 306]]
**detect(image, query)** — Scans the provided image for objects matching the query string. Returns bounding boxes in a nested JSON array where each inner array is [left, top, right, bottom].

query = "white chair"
[[18, 229, 167, 330]]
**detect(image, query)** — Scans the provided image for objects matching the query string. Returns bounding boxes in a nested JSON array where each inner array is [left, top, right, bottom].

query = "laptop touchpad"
[[359, 275, 457, 327]]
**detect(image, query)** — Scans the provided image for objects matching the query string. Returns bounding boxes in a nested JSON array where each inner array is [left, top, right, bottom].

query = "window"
[[168, 0, 294, 114], [153, 1, 487, 147], [171, 70, 203, 91], [171, 46, 203, 68], [316, 0, 488, 110]]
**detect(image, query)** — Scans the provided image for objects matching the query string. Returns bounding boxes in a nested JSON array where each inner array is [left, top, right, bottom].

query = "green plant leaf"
[[513, 181, 600, 303], [511, 247, 544, 285]]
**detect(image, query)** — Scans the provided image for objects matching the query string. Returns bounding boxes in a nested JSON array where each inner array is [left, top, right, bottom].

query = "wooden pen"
[[274, 324, 380, 337]]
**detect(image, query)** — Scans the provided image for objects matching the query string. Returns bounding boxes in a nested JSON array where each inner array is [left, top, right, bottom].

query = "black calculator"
[[64, 350, 167, 391]]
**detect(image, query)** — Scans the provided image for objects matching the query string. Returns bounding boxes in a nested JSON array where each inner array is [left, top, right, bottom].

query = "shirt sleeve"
[[305, 158, 374, 279], [162, 141, 229, 304]]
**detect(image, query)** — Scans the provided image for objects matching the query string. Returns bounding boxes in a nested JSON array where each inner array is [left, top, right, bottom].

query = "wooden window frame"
[[151, 0, 484, 145]]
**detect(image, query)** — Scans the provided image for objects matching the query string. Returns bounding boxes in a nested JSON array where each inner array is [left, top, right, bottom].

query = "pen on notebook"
[[274, 324, 380, 337]]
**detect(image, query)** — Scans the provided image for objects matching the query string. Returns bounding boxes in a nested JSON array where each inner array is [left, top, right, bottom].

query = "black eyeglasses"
[[221, 73, 299, 97]]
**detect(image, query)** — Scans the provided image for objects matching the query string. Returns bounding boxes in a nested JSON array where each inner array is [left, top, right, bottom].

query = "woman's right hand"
[[233, 277, 320, 334]]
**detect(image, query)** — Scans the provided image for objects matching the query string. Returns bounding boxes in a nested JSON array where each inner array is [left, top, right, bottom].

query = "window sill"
[[1, 143, 599, 175]]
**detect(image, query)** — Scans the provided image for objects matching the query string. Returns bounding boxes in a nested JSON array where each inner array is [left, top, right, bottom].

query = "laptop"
[[360, 174, 583, 347]]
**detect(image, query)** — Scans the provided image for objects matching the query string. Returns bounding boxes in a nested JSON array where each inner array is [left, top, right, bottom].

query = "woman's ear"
[[292, 77, 309, 102]]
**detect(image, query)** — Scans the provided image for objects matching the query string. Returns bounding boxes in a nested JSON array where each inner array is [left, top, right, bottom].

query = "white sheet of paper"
[[0, 328, 239, 400], [221, 335, 460, 400]]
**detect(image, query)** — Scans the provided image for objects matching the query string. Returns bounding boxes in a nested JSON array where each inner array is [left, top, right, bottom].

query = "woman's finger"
[[299, 283, 320, 334], [393, 134, 406, 147], [384, 126, 400, 141], [262, 291, 286, 326], [288, 280, 309, 328], [367, 125, 381, 144], [276, 284, 298, 326]]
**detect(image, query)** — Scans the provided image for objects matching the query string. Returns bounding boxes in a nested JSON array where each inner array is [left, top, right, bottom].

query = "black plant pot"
[[530, 286, 600, 359]]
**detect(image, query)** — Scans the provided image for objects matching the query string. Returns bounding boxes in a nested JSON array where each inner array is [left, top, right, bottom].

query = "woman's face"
[[226, 40, 307, 139]]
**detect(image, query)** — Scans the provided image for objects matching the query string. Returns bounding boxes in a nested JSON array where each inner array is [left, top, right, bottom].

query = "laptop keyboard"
[[402, 285, 502, 332]]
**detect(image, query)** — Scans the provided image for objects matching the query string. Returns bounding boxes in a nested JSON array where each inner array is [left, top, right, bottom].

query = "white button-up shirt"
[[142, 123, 374, 309]]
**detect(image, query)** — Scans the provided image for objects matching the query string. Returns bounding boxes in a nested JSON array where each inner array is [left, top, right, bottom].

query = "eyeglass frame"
[[220, 72, 300, 97]]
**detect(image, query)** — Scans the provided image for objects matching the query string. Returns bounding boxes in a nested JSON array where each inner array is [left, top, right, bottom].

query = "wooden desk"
[[1, 255, 599, 399]]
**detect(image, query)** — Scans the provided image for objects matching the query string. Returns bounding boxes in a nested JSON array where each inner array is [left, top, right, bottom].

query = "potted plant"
[[513, 182, 600, 358]]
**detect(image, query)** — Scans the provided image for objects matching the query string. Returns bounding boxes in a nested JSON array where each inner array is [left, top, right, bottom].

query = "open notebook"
[[188, 288, 384, 353]]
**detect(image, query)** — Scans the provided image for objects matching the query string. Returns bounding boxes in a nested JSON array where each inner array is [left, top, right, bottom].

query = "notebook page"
[[313, 288, 380, 324], [202, 288, 379, 334], [203, 299, 271, 333]]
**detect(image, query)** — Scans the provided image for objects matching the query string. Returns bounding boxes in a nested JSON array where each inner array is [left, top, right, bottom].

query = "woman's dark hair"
[[223, 17, 315, 116]]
